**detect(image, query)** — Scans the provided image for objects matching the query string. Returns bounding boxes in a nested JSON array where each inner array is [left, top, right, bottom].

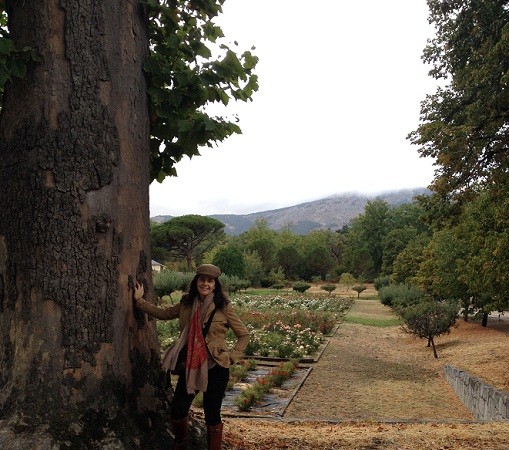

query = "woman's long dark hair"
[[182, 276, 229, 308]]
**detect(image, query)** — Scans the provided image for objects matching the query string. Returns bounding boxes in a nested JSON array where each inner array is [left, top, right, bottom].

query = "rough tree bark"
[[0, 1, 173, 447]]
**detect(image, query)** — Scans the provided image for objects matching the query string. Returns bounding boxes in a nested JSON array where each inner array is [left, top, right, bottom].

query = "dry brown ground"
[[222, 287, 509, 449]]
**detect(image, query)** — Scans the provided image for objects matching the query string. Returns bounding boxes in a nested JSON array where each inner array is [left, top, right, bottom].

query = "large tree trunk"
[[0, 1, 171, 447]]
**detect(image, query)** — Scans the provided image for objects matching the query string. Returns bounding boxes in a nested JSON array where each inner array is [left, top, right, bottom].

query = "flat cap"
[[196, 264, 221, 278]]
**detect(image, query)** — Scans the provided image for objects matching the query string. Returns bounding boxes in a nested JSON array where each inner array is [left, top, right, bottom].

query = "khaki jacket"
[[136, 297, 249, 368]]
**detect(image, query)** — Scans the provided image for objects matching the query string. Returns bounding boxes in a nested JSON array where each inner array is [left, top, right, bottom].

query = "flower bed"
[[157, 292, 352, 359], [233, 360, 299, 411], [217, 360, 312, 416], [228, 293, 352, 359], [223, 293, 352, 413]]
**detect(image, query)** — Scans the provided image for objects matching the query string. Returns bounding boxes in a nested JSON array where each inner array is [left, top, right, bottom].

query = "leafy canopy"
[[0, 1, 259, 183], [151, 214, 225, 269], [212, 245, 245, 277], [401, 299, 459, 358], [144, 0, 259, 182], [409, 0, 509, 201], [0, 9, 38, 98]]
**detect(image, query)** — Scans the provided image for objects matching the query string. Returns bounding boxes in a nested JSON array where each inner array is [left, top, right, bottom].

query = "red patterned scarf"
[[184, 298, 209, 393]]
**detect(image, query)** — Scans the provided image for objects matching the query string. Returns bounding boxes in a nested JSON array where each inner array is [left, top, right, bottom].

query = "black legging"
[[170, 365, 230, 426]]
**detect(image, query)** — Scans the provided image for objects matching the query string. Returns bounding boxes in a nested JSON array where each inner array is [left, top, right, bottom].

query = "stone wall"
[[444, 364, 509, 421]]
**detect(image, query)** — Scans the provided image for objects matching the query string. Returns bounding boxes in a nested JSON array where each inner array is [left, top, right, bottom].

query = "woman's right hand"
[[133, 282, 144, 304]]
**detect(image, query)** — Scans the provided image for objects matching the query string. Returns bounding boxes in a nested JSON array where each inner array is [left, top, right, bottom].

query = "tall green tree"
[[408, 0, 509, 326], [242, 250, 265, 287], [385, 201, 429, 234], [300, 231, 337, 281], [305, 229, 345, 269], [343, 199, 390, 278], [391, 235, 430, 285], [376, 201, 430, 276], [416, 228, 472, 319], [301, 245, 335, 281], [276, 245, 302, 280], [212, 245, 245, 277], [409, 0, 509, 202], [273, 225, 303, 279], [151, 215, 225, 270], [459, 187, 509, 324], [381, 227, 420, 276], [238, 219, 277, 275]]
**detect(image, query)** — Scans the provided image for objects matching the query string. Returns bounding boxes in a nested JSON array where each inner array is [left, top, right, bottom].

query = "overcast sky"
[[149, 0, 439, 217]]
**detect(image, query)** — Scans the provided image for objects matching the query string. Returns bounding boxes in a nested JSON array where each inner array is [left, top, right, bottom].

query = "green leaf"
[[0, 63, 9, 85], [218, 90, 229, 105], [8, 57, 27, 79], [242, 51, 258, 70], [146, 0, 258, 183], [156, 170, 168, 183], [0, 37, 14, 55], [194, 42, 212, 59]]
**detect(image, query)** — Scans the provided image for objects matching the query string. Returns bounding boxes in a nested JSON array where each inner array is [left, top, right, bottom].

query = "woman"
[[133, 264, 249, 450]]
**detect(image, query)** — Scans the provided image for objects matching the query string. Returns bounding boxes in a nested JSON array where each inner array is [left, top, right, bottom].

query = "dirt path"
[[284, 298, 473, 421]]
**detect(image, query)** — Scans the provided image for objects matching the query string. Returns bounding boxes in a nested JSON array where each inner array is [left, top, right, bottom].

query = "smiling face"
[[197, 274, 216, 300]]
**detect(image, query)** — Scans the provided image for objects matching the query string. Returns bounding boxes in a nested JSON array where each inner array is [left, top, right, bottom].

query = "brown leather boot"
[[207, 422, 223, 450], [170, 417, 189, 449]]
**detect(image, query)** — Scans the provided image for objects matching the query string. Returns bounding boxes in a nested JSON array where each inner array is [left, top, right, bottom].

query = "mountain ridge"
[[151, 188, 429, 235]]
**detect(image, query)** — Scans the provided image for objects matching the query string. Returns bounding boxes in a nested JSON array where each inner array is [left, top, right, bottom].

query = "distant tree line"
[[150, 177, 508, 326]]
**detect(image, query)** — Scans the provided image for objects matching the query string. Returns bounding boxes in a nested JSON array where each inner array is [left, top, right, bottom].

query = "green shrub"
[[374, 275, 391, 291], [193, 392, 203, 407], [378, 283, 423, 309], [234, 385, 265, 411], [156, 319, 180, 350], [260, 278, 272, 288], [229, 363, 249, 383], [227, 360, 256, 390], [339, 273, 356, 289], [320, 284, 336, 296], [268, 267, 286, 286], [221, 275, 251, 294], [153, 270, 193, 299], [292, 281, 311, 293], [400, 299, 459, 358], [266, 360, 297, 387], [352, 285, 367, 298]]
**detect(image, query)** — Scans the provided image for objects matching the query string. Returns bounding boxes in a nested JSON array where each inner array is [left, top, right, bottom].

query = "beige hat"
[[196, 264, 221, 278]]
